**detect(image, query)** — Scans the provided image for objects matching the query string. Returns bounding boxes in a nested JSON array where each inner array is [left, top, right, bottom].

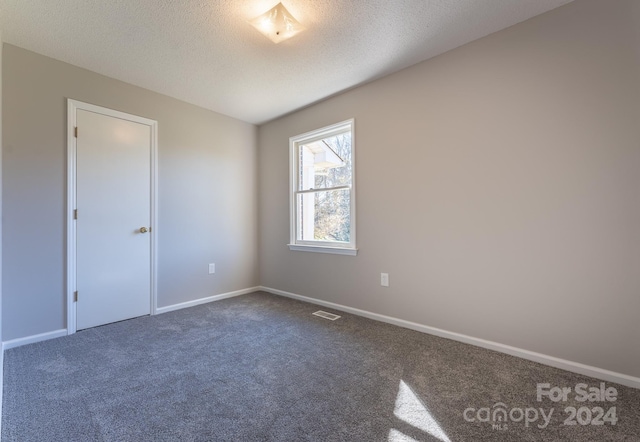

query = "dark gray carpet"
[[3, 291, 639, 441]]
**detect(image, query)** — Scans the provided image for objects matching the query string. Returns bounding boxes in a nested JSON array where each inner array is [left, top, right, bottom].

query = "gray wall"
[[258, 0, 640, 378], [2, 45, 258, 341], [1, 35, 4, 418]]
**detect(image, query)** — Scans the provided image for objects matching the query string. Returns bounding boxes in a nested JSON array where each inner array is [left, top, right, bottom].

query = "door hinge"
[[74, 291, 78, 302], [74, 209, 78, 220], [74, 127, 78, 138]]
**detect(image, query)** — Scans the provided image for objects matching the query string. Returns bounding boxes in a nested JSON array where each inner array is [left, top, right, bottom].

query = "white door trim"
[[66, 99, 159, 335]]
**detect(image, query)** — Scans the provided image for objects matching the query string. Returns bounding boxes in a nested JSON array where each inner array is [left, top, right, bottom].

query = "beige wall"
[[2, 45, 258, 341], [258, 0, 640, 378]]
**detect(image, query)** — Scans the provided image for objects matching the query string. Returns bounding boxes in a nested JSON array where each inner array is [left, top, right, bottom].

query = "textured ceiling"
[[0, 0, 573, 124]]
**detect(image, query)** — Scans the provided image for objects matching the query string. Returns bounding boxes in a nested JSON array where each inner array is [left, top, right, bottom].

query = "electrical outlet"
[[208, 263, 216, 274], [381, 273, 389, 287]]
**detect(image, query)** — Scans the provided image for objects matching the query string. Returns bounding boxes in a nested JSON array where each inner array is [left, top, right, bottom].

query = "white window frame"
[[288, 119, 357, 256]]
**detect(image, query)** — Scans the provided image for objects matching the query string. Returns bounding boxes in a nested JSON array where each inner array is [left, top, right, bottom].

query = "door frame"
[[66, 99, 159, 335]]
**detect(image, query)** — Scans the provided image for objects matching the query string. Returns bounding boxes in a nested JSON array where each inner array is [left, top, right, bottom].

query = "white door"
[[75, 109, 152, 330]]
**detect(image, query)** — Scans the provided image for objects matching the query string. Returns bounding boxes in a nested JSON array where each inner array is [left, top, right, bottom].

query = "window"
[[289, 119, 356, 255]]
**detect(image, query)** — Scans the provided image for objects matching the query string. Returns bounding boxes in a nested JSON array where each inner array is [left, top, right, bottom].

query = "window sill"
[[287, 244, 358, 256]]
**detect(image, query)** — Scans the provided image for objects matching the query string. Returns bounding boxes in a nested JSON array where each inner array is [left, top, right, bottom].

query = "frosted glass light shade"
[[249, 2, 305, 44]]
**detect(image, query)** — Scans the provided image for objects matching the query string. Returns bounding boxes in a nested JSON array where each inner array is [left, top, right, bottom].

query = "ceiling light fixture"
[[249, 2, 305, 44]]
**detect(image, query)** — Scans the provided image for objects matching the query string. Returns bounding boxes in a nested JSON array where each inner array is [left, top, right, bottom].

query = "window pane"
[[297, 189, 351, 243], [299, 132, 352, 191]]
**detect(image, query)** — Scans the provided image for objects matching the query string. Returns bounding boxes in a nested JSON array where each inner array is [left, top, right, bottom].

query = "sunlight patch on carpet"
[[391, 380, 451, 442], [388, 428, 420, 442]]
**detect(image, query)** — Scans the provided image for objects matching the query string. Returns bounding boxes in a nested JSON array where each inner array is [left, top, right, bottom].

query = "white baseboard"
[[0, 288, 259, 351], [3, 288, 638, 390], [155, 287, 261, 315], [1, 329, 68, 351], [259, 286, 640, 390]]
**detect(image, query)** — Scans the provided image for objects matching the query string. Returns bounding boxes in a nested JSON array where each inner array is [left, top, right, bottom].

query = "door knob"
[[139, 227, 149, 233]]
